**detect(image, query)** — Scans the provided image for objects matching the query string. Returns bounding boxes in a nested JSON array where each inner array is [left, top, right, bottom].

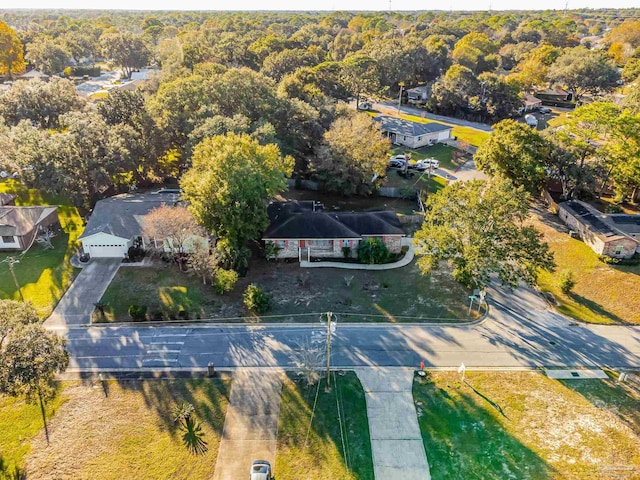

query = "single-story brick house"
[[263, 201, 405, 261], [558, 200, 640, 259], [79, 192, 207, 259], [374, 115, 453, 149], [0, 205, 59, 251]]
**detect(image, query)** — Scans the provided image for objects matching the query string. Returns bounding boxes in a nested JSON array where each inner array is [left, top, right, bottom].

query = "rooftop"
[[0, 206, 57, 236], [560, 200, 640, 242], [374, 115, 452, 138]]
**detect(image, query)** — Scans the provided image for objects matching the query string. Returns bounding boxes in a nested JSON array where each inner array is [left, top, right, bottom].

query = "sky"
[[1, 0, 638, 11]]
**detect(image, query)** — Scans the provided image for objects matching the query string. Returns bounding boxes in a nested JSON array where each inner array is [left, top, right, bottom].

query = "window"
[[309, 239, 332, 248], [342, 239, 350, 248], [275, 240, 286, 249], [2, 235, 15, 243], [614, 245, 624, 255], [418, 136, 422, 141]]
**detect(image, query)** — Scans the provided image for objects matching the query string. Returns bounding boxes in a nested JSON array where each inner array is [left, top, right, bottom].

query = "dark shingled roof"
[[263, 202, 405, 239], [0, 193, 16, 206], [79, 193, 181, 241], [0, 206, 57, 236], [374, 115, 452, 137]]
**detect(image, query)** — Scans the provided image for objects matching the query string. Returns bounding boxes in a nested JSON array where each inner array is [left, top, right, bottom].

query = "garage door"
[[437, 130, 451, 141], [87, 244, 127, 258]]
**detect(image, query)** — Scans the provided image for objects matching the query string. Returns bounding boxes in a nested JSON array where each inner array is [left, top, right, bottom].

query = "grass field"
[[0, 180, 83, 317], [95, 259, 480, 323], [24, 379, 230, 480], [414, 371, 640, 480], [0, 389, 67, 479], [382, 167, 449, 195], [532, 210, 640, 324], [276, 372, 374, 480]]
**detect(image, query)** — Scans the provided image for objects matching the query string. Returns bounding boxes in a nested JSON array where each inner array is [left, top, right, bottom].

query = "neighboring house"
[[406, 85, 430, 105], [535, 88, 573, 105], [558, 200, 640, 259], [374, 115, 453, 149], [523, 93, 543, 112], [0, 205, 59, 251], [79, 192, 207, 259], [263, 201, 405, 261], [0, 193, 16, 206]]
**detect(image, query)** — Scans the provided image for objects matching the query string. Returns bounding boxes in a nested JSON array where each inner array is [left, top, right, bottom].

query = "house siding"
[[558, 206, 637, 259], [268, 236, 404, 260]]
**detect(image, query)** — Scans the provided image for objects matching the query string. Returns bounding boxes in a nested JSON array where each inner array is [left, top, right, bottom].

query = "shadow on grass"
[[463, 380, 508, 419], [0, 456, 23, 480], [413, 375, 555, 480], [566, 292, 628, 325], [277, 372, 374, 480]]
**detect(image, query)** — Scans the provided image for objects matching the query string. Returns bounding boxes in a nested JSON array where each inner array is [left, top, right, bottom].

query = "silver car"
[[250, 460, 272, 480]]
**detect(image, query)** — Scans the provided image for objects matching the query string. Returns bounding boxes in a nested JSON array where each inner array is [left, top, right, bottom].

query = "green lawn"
[[397, 112, 491, 148], [0, 180, 83, 317], [276, 372, 374, 480], [414, 371, 640, 480], [0, 388, 67, 479], [95, 259, 480, 323], [382, 168, 448, 195], [391, 144, 461, 171], [532, 211, 640, 324], [23, 379, 230, 480]]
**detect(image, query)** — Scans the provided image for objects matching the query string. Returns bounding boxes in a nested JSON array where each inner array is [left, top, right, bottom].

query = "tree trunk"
[[38, 389, 50, 445], [598, 165, 614, 199]]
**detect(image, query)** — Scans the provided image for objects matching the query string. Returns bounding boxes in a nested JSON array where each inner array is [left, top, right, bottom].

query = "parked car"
[[539, 107, 552, 114], [250, 460, 272, 480], [410, 158, 440, 171], [358, 101, 372, 111], [388, 154, 408, 168], [151, 188, 182, 194]]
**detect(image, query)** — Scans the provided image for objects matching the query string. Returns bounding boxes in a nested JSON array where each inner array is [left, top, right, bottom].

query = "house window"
[[342, 239, 350, 248], [275, 240, 286, 249], [418, 136, 422, 141], [2, 236, 15, 243], [614, 245, 624, 255]]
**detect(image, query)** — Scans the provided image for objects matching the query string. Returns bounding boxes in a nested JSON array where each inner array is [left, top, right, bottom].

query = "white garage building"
[[375, 115, 453, 149], [79, 192, 204, 259]]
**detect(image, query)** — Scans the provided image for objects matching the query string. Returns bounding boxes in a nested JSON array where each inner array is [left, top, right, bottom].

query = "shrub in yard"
[[357, 237, 391, 264], [559, 270, 576, 295], [214, 268, 238, 295], [128, 304, 147, 321], [151, 309, 164, 321], [178, 309, 189, 320], [243, 284, 271, 313], [342, 246, 351, 258]]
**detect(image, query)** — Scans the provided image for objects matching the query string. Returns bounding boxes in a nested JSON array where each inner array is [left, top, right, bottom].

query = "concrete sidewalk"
[[45, 258, 120, 327], [357, 368, 430, 480], [213, 369, 283, 480], [301, 243, 415, 270]]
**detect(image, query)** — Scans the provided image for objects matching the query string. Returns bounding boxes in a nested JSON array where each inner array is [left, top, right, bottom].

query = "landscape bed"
[[413, 370, 640, 480], [93, 259, 481, 323]]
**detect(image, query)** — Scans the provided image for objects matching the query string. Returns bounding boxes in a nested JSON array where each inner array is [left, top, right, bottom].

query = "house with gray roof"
[[263, 201, 405, 261], [79, 192, 206, 259], [0, 205, 59, 251], [374, 115, 453, 149]]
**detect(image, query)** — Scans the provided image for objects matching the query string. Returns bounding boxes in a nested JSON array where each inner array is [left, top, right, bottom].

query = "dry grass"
[[24, 379, 230, 480], [531, 210, 640, 324], [414, 371, 640, 479]]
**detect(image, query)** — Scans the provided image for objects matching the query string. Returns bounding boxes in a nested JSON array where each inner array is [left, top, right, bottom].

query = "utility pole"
[[324, 312, 337, 391], [3, 256, 24, 302], [397, 83, 404, 115]]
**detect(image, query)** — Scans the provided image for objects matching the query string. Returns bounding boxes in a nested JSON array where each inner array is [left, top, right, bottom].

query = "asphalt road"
[[58, 284, 640, 372]]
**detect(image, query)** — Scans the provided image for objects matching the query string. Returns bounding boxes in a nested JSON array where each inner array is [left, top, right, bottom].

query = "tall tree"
[[99, 30, 150, 79], [0, 21, 25, 77], [0, 301, 68, 445], [340, 53, 380, 109], [414, 177, 555, 290], [548, 47, 620, 102], [26, 37, 70, 75], [452, 32, 500, 74], [311, 108, 389, 195], [181, 133, 293, 250], [475, 119, 550, 193]]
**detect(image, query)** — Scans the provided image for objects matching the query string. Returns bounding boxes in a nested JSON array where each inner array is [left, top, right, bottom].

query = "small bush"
[[214, 268, 238, 295], [243, 284, 271, 313], [400, 245, 409, 255], [128, 304, 147, 321], [604, 203, 623, 214], [342, 246, 351, 258], [178, 309, 189, 320], [358, 237, 391, 264], [559, 270, 576, 295], [151, 310, 164, 321]]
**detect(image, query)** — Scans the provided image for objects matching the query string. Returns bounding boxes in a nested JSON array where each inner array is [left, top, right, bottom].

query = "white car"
[[250, 460, 272, 480], [412, 158, 440, 171]]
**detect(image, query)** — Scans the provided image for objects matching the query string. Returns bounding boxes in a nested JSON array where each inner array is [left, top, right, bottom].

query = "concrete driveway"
[[45, 258, 121, 327]]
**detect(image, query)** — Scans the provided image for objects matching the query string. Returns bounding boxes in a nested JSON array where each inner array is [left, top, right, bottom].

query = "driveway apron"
[[213, 369, 283, 480], [357, 367, 431, 480], [45, 258, 121, 327]]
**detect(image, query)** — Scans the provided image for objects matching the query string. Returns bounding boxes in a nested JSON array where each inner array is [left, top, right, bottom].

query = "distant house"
[[263, 201, 405, 261], [0, 193, 16, 206], [406, 85, 430, 105], [535, 88, 572, 105], [374, 115, 453, 149], [0, 206, 59, 251], [523, 93, 543, 112], [16, 70, 50, 82], [558, 200, 640, 259], [79, 192, 207, 259]]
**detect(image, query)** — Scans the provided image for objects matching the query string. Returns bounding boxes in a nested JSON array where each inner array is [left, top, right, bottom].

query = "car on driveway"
[[409, 158, 440, 171], [539, 107, 552, 114], [250, 460, 272, 480], [388, 155, 408, 168]]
